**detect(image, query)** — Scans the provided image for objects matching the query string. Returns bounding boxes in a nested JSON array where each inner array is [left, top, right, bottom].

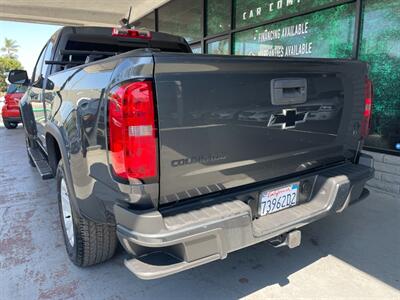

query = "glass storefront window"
[[158, 0, 202, 43], [191, 44, 202, 54], [207, 0, 231, 35], [234, 0, 339, 29], [132, 12, 155, 31], [233, 3, 355, 58], [360, 0, 400, 153], [207, 38, 230, 55]]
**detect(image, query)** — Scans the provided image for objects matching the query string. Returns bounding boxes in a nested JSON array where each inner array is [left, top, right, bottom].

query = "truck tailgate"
[[153, 54, 367, 205]]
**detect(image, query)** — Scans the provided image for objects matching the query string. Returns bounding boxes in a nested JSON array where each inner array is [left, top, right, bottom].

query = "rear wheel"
[[3, 120, 18, 129], [57, 160, 117, 267]]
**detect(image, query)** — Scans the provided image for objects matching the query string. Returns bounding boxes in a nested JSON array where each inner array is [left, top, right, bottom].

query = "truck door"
[[29, 40, 54, 145]]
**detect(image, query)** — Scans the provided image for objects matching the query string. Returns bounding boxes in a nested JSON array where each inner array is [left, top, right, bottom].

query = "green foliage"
[[1, 38, 19, 59], [0, 56, 23, 93], [0, 37, 23, 92]]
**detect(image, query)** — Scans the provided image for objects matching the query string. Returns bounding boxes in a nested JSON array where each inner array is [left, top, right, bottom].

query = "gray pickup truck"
[[9, 26, 374, 279]]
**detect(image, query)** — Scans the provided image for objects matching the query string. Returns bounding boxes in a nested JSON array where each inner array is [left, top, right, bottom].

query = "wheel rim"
[[60, 178, 75, 247]]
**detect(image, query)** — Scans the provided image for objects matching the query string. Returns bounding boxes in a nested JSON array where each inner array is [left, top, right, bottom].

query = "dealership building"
[[131, 0, 400, 194]]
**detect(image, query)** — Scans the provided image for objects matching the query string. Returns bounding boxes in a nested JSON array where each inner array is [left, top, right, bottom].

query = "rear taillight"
[[4, 95, 17, 108], [112, 28, 152, 40], [4, 95, 11, 104], [360, 78, 373, 139], [108, 81, 157, 181]]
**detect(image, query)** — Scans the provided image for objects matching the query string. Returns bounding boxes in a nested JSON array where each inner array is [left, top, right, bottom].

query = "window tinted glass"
[[207, 38, 230, 55], [32, 45, 47, 82], [191, 44, 202, 54], [207, 0, 231, 35], [132, 12, 156, 31], [233, 3, 355, 58], [41, 39, 54, 76], [158, 0, 202, 43], [32, 37, 54, 82], [55, 34, 189, 71], [235, 0, 339, 29], [361, 0, 400, 153]]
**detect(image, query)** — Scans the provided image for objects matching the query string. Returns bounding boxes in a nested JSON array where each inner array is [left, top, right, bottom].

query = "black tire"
[[56, 160, 117, 267], [3, 120, 18, 129]]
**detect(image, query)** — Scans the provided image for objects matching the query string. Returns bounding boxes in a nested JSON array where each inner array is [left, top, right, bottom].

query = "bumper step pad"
[[116, 163, 374, 279], [125, 252, 220, 280]]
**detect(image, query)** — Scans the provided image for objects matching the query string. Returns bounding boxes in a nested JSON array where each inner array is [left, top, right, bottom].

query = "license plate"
[[259, 182, 299, 216]]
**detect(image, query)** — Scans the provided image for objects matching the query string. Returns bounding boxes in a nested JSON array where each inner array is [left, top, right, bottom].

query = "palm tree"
[[1, 38, 19, 58]]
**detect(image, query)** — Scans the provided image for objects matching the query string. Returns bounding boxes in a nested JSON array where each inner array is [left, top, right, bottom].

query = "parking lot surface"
[[0, 124, 399, 300]]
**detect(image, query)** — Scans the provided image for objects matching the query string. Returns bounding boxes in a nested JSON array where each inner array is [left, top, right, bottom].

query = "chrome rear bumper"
[[115, 158, 374, 279]]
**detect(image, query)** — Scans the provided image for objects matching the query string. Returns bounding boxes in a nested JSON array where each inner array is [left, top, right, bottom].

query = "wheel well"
[[46, 134, 62, 175]]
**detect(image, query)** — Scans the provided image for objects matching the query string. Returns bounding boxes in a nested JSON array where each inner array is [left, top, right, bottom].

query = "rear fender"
[[45, 122, 111, 224]]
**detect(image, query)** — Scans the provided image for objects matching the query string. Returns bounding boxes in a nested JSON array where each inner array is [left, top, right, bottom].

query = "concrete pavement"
[[0, 124, 399, 299]]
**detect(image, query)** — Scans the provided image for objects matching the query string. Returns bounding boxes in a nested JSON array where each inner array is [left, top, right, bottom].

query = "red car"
[[1, 83, 27, 129]]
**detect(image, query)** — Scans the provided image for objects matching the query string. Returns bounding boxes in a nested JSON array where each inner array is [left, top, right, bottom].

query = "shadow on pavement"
[[102, 187, 399, 299]]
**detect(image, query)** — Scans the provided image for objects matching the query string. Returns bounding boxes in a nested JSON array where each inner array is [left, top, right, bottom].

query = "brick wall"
[[363, 150, 400, 195]]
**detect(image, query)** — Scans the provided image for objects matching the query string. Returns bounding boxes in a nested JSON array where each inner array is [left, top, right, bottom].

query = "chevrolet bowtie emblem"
[[267, 109, 308, 129]]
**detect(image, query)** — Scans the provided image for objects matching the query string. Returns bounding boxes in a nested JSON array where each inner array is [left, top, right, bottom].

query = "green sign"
[[234, 3, 355, 58], [235, 0, 342, 28]]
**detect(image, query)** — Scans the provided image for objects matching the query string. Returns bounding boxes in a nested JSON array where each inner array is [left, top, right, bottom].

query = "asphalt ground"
[[0, 123, 399, 299]]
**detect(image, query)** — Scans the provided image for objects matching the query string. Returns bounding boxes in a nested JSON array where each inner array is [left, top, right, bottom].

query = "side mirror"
[[8, 70, 29, 85]]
